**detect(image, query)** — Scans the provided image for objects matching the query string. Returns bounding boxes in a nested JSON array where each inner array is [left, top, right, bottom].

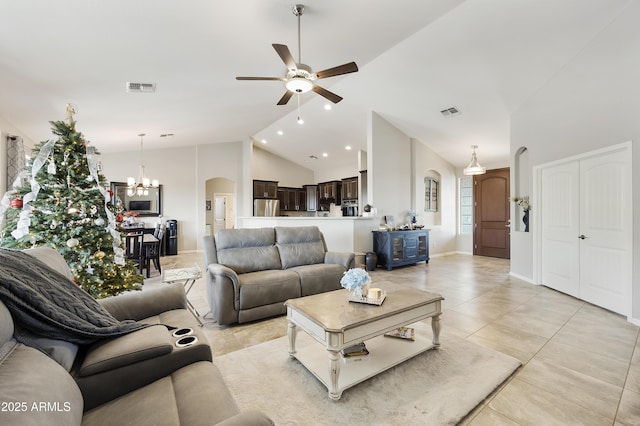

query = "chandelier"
[[127, 133, 159, 196]]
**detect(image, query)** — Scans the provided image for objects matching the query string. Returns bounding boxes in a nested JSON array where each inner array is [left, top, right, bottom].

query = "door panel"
[[474, 168, 510, 258], [540, 146, 631, 316], [541, 162, 580, 297], [579, 149, 631, 314]]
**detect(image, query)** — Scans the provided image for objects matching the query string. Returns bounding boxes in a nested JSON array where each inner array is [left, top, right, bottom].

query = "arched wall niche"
[[423, 169, 441, 227], [514, 146, 530, 232]]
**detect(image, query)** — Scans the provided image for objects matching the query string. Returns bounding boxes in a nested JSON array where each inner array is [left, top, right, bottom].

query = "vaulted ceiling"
[[0, 0, 632, 173]]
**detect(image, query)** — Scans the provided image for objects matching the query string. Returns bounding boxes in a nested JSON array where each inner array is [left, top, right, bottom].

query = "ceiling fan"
[[236, 4, 358, 105]]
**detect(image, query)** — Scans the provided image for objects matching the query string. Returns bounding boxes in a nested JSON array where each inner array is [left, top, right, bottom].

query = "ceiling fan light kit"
[[236, 4, 358, 107]]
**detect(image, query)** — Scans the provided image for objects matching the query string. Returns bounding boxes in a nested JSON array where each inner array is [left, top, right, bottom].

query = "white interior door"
[[541, 162, 580, 298], [213, 196, 226, 235], [578, 148, 631, 314], [540, 144, 631, 316]]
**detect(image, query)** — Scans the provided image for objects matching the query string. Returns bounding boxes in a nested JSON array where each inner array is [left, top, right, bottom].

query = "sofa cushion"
[[290, 264, 345, 297], [275, 226, 325, 269], [0, 300, 13, 351], [216, 228, 281, 273], [0, 343, 83, 425], [82, 361, 246, 426], [13, 327, 79, 371], [238, 270, 301, 310]]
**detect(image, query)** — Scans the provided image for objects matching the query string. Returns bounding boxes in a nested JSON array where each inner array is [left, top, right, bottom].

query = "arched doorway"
[[205, 178, 235, 236]]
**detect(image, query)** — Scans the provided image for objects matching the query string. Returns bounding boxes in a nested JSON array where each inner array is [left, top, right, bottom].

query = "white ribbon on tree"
[[8, 139, 57, 240], [85, 145, 125, 265]]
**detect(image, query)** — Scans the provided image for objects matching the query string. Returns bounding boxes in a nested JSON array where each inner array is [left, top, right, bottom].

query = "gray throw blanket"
[[0, 248, 148, 345]]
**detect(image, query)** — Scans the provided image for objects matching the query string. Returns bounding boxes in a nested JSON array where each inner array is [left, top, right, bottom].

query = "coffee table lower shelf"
[[291, 322, 436, 400]]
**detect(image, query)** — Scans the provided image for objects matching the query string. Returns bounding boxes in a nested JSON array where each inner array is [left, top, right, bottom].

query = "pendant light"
[[127, 133, 159, 196], [463, 145, 486, 175]]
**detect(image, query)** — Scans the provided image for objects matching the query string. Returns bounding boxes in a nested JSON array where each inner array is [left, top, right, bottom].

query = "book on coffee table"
[[384, 326, 415, 341], [341, 342, 369, 357]]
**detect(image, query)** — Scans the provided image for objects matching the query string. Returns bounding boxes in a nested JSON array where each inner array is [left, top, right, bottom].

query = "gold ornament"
[[94, 251, 106, 259]]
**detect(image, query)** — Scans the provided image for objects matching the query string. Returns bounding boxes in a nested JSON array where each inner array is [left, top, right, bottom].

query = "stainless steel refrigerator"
[[253, 199, 280, 216]]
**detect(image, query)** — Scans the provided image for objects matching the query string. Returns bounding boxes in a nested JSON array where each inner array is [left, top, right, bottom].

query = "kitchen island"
[[236, 216, 378, 253]]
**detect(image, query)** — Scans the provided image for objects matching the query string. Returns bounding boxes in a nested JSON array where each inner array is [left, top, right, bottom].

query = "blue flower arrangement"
[[340, 268, 371, 290]]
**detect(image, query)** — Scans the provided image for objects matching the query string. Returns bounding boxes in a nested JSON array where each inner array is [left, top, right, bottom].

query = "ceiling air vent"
[[440, 106, 461, 117], [126, 82, 156, 93]]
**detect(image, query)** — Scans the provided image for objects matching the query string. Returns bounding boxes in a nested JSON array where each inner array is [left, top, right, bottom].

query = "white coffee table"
[[285, 283, 443, 400]]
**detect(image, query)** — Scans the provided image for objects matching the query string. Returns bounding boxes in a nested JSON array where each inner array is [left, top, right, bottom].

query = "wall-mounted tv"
[[128, 200, 151, 211]]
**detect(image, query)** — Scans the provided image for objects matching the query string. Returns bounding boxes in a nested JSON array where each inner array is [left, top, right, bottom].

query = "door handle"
[[578, 235, 587, 240]]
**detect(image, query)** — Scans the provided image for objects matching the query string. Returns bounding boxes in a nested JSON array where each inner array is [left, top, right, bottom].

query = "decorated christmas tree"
[[0, 105, 144, 298]]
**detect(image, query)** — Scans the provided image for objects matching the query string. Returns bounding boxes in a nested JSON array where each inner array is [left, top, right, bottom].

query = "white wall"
[[510, 1, 640, 319], [315, 163, 360, 184], [252, 145, 314, 186], [411, 139, 458, 254], [101, 141, 246, 253], [368, 111, 412, 227]]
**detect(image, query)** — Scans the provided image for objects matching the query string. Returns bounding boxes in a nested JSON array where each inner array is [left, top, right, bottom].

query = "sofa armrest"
[[78, 325, 172, 377], [216, 410, 274, 426], [206, 263, 241, 325], [98, 284, 187, 321], [324, 251, 355, 269]]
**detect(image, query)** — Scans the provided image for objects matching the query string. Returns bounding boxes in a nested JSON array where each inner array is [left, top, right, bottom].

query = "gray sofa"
[[203, 226, 355, 325], [0, 247, 272, 426]]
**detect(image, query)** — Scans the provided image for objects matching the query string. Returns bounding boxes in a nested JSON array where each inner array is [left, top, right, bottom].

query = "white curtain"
[[6, 135, 25, 191]]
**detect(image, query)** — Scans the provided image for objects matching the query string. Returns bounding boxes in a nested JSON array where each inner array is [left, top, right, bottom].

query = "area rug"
[[215, 322, 521, 425]]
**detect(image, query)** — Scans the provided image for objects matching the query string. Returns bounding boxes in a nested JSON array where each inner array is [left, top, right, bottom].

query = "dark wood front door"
[[473, 168, 510, 259]]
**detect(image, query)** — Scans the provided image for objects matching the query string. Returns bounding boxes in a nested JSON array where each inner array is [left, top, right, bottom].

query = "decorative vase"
[[349, 281, 370, 300], [523, 210, 529, 232]]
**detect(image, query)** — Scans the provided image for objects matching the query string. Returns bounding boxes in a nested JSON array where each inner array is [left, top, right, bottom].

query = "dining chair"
[[141, 231, 163, 278], [123, 231, 144, 276]]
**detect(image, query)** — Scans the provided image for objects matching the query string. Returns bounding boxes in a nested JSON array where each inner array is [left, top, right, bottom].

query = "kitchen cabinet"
[[318, 181, 341, 205], [278, 187, 306, 211], [372, 230, 429, 271], [253, 180, 278, 199], [341, 176, 358, 200], [304, 185, 318, 211]]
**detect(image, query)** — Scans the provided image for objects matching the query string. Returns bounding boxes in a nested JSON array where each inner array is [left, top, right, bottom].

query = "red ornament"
[[10, 198, 23, 209], [107, 189, 113, 197]]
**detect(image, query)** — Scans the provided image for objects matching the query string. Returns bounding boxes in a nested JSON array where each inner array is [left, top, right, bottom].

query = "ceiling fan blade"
[[236, 77, 285, 81], [315, 62, 358, 79], [312, 85, 343, 104], [272, 44, 297, 71], [277, 91, 294, 105]]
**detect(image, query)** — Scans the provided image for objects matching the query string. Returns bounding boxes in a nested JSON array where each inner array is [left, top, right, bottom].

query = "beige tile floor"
[[145, 252, 640, 425]]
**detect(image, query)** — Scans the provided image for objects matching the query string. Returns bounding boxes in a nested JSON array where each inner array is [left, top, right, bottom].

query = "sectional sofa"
[[0, 246, 272, 425]]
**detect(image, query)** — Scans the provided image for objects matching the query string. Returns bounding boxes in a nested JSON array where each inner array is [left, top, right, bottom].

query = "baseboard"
[[509, 271, 536, 284], [429, 251, 460, 258], [628, 317, 640, 327]]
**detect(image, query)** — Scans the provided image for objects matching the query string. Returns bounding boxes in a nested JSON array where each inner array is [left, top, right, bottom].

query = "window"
[[460, 176, 473, 234], [424, 177, 438, 212]]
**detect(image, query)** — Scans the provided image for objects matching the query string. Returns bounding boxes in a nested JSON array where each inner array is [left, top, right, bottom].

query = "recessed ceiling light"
[[261, 139, 267, 144], [322, 153, 328, 157], [324, 104, 332, 111], [345, 145, 352, 150], [277, 130, 283, 136]]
